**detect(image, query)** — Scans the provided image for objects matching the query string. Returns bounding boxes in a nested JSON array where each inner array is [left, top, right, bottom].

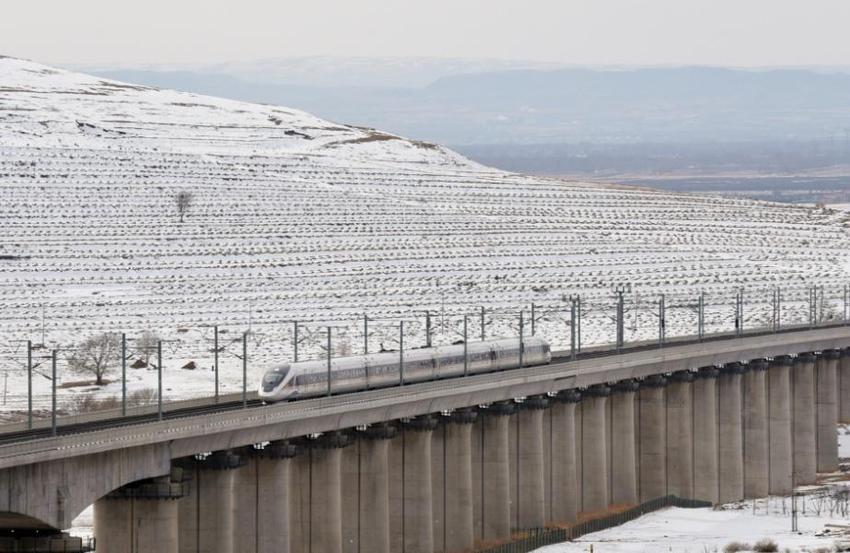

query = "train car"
[[259, 336, 551, 402]]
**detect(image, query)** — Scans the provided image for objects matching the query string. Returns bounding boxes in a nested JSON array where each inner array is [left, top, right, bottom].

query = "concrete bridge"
[[2, 326, 850, 552]]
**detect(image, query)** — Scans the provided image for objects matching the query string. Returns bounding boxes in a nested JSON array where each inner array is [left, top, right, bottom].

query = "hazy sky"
[[3, 0, 850, 68]]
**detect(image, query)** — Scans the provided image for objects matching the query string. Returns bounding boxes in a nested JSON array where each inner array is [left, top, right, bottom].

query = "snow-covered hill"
[[2, 56, 850, 415]]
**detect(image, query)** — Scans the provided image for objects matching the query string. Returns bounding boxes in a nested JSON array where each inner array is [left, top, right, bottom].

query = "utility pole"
[[293, 321, 299, 362], [51, 349, 57, 436], [214, 325, 219, 403], [658, 294, 666, 347], [530, 303, 536, 336], [157, 341, 163, 421], [735, 288, 744, 336], [570, 297, 578, 361], [242, 331, 248, 408], [121, 333, 127, 416], [363, 314, 369, 354], [698, 291, 705, 341], [327, 327, 333, 397], [399, 321, 404, 386], [615, 284, 631, 351], [27, 340, 32, 429], [480, 306, 486, 341], [518, 310, 524, 369], [463, 315, 468, 377]]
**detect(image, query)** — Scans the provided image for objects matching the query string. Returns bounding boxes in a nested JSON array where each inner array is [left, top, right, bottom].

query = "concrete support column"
[[94, 474, 184, 553], [310, 432, 349, 553], [692, 367, 719, 503], [517, 396, 547, 529], [743, 360, 769, 499], [718, 363, 744, 503], [443, 409, 477, 553], [178, 451, 242, 553], [610, 382, 638, 506], [480, 403, 514, 541], [639, 375, 667, 502], [816, 350, 840, 473], [839, 348, 850, 423], [403, 416, 436, 553], [768, 356, 793, 495], [580, 385, 610, 514], [793, 353, 817, 485], [550, 391, 580, 523], [666, 371, 694, 499], [359, 424, 396, 553]]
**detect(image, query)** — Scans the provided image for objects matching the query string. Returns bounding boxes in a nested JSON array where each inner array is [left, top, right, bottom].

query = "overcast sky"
[[3, 0, 849, 68]]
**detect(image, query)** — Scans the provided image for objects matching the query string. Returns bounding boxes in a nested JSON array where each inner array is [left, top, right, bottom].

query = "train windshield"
[[262, 366, 289, 392]]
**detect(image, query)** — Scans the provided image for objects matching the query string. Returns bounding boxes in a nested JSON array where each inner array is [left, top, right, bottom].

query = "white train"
[[259, 337, 551, 402]]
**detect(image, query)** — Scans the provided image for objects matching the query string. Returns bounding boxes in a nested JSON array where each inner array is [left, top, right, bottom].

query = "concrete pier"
[[768, 357, 793, 495], [666, 371, 694, 500], [443, 409, 477, 552], [718, 363, 744, 503], [692, 367, 719, 503], [581, 385, 610, 514], [178, 451, 242, 553], [793, 353, 817, 485], [816, 350, 840, 473], [403, 416, 437, 553], [356, 425, 395, 553], [517, 397, 547, 529], [743, 360, 769, 499], [840, 349, 850, 423], [310, 433, 349, 553], [610, 381, 638, 506], [94, 474, 183, 553], [639, 375, 667, 502], [550, 391, 580, 523], [480, 403, 514, 540]]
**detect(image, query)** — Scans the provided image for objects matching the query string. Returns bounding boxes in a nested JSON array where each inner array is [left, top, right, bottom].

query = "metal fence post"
[[698, 292, 705, 341], [425, 311, 432, 348]]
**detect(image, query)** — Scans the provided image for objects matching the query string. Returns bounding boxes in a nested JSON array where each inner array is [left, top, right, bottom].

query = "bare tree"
[[68, 333, 121, 385], [136, 330, 160, 368], [175, 190, 194, 223]]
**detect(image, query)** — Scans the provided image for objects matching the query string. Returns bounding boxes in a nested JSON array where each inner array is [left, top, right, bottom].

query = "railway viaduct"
[[2, 326, 850, 552]]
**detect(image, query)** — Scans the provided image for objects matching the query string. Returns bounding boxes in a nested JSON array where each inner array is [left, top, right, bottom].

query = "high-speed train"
[[259, 337, 551, 402]]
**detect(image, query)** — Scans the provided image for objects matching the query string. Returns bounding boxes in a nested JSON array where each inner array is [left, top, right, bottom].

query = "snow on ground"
[[535, 496, 846, 553], [2, 56, 850, 419]]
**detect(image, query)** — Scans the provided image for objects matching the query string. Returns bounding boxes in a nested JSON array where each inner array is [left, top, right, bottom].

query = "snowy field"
[[535, 498, 848, 553], [1, 56, 850, 421]]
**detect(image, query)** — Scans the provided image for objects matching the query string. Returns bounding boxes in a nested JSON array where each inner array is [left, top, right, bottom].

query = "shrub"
[[753, 539, 778, 552], [724, 542, 751, 553]]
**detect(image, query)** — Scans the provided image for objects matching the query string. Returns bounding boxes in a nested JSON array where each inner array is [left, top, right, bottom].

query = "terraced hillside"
[[1, 56, 850, 414]]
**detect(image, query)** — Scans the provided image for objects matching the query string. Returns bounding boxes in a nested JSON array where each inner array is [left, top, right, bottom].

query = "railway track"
[[0, 321, 844, 447]]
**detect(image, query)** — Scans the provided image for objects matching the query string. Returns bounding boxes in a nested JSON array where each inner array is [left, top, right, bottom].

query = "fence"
[[479, 495, 712, 553]]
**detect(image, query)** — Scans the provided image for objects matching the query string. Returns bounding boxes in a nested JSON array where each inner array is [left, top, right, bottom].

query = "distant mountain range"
[[89, 61, 850, 149]]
